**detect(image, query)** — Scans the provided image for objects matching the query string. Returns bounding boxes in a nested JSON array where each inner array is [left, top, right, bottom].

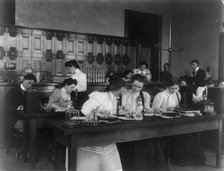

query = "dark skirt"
[[169, 133, 206, 166], [118, 138, 169, 171]]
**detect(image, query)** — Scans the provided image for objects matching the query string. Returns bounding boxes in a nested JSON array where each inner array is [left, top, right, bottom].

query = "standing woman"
[[64, 60, 88, 109], [78, 77, 126, 171], [160, 63, 173, 82], [65, 59, 87, 92], [47, 78, 77, 111]]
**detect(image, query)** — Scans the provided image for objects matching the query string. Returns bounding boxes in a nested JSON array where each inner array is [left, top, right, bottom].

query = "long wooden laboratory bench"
[[0, 81, 164, 148]]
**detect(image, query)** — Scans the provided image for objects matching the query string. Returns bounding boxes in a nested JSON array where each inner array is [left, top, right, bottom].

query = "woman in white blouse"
[[77, 77, 126, 171], [152, 78, 181, 112], [153, 78, 206, 166], [133, 61, 152, 82], [122, 74, 152, 115], [65, 59, 87, 92], [65, 59, 89, 110], [47, 78, 77, 110]]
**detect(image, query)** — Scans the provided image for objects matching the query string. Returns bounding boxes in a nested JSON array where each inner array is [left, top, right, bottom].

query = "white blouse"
[[48, 87, 71, 109], [152, 89, 181, 111], [122, 90, 151, 113], [71, 69, 87, 92], [133, 68, 151, 76], [133, 68, 152, 81], [81, 91, 118, 116]]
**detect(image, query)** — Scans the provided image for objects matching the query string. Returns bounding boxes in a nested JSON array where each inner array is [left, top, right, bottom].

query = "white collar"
[[20, 84, 26, 91], [108, 91, 114, 100], [75, 68, 81, 74], [195, 67, 199, 72], [165, 89, 175, 96], [130, 89, 140, 97], [61, 87, 70, 96]]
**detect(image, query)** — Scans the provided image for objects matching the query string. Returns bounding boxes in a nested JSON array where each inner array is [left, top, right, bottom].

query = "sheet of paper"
[[70, 116, 86, 120], [118, 117, 135, 121]]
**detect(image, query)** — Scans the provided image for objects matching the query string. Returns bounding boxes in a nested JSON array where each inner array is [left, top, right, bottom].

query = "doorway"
[[125, 9, 162, 81]]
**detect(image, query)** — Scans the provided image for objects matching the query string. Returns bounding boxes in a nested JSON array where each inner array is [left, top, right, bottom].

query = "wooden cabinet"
[[205, 87, 224, 152], [208, 87, 224, 114], [0, 84, 15, 148]]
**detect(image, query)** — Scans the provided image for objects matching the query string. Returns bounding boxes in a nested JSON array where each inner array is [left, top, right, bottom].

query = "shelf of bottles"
[[0, 25, 132, 83]]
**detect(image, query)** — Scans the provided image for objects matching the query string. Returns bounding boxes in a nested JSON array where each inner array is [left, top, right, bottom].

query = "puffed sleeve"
[[81, 92, 102, 116], [133, 68, 139, 75], [176, 91, 181, 105], [48, 89, 61, 105], [121, 92, 128, 107], [145, 69, 152, 81], [78, 73, 87, 92], [152, 92, 163, 109], [143, 91, 151, 109]]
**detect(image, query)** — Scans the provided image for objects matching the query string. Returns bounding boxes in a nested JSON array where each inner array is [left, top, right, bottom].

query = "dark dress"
[[117, 92, 169, 171], [71, 91, 89, 111], [186, 68, 206, 107], [189, 68, 206, 93], [6, 85, 27, 129], [170, 70, 206, 166], [160, 71, 173, 82]]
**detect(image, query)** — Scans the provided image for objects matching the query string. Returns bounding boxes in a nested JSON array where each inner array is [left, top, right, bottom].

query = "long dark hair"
[[55, 78, 77, 89], [108, 77, 125, 92], [165, 77, 179, 87], [64, 59, 80, 69], [131, 74, 145, 83], [63, 78, 77, 86]]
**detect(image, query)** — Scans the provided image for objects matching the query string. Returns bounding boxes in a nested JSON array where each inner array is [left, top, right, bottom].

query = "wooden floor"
[[0, 147, 223, 171]]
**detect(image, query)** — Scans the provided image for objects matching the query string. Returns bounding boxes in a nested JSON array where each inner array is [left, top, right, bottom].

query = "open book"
[[175, 108, 202, 117]]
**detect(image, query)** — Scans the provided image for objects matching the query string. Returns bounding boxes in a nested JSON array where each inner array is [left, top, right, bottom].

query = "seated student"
[[122, 69, 133, 82], [122, 74, 152, 114], [160, 63, 173, 82], [6, 74, 37, 131], [104, 72, 126, 95], [47, 78, 77, 111], [119, 74, 168, 171], [152, 77, 181, 112], [133, 61, 152, 82], [152, 78, 205, 166], [76, 77, 126, 171]]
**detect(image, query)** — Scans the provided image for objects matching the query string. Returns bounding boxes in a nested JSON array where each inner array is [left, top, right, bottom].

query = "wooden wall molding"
[[0, 25, 131, 83]]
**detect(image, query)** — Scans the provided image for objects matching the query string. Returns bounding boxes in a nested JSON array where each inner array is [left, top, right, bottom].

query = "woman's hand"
[[153, 108, 164, 114], [125, 111, 133, 118], [144, 108, 154, 114], [86, 110, 95, 121], [59, 101, 72, 107], [96, 110, 110, 118], [166, 107, 175, 111]]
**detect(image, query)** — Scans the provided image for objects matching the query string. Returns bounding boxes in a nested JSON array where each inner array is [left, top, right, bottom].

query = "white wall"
[[16, 0, 171, 68], [171, 0, 221, 80]]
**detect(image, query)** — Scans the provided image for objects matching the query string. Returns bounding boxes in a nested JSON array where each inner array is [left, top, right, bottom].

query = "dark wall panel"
[[0, 0, 15, 25]]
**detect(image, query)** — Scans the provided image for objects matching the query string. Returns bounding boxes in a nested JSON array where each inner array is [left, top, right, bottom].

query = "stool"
[[6, 128, 28, 160]]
